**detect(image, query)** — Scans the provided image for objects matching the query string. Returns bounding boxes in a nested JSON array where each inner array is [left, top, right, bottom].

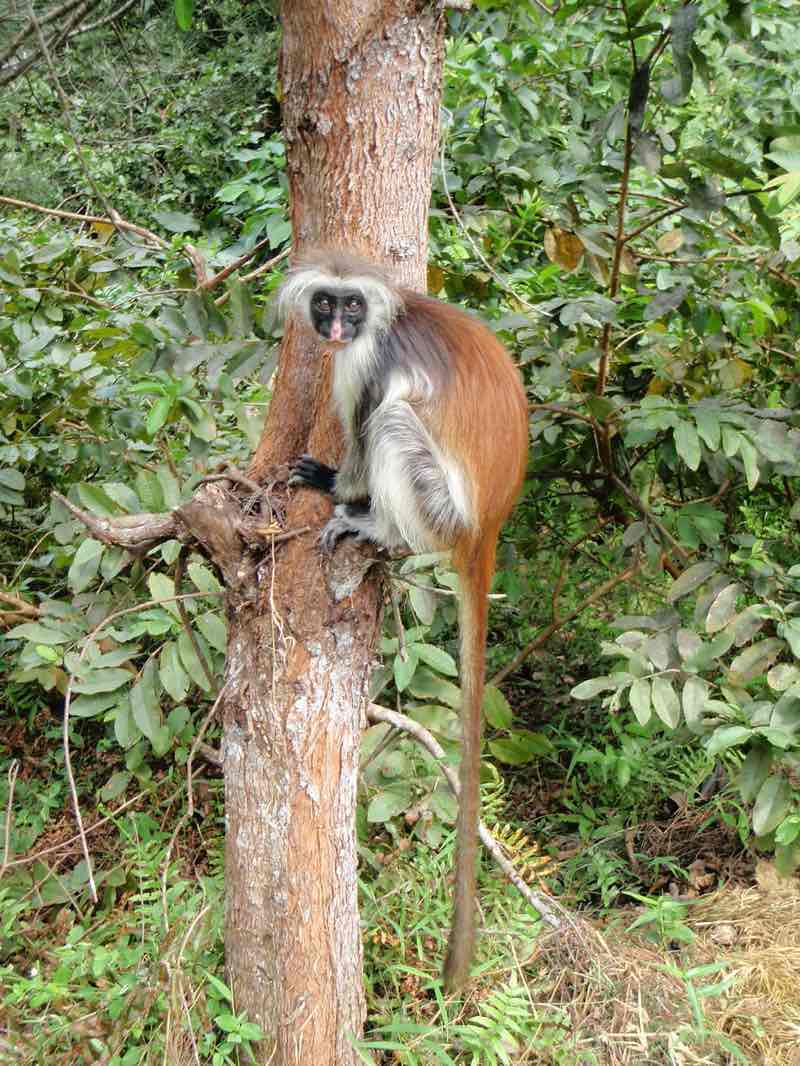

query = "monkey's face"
[[310, 289, 367, 345]]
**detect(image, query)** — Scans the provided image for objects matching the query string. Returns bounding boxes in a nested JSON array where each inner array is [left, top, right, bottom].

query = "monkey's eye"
[[344, 295, 364, 313], [313, 293, 332, 312]]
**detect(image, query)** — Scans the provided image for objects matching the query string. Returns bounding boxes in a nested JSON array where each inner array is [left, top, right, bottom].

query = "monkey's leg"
[[367, 401, 471, 553], [289, 455, 337, 494]]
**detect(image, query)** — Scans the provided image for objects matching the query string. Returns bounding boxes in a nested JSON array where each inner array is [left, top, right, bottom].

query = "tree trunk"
[[222, 5, 446, 1065]]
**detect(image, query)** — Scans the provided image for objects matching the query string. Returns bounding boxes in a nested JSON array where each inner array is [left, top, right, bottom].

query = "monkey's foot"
[[319, 504, 377, 554], [289, 455, 337, 495]]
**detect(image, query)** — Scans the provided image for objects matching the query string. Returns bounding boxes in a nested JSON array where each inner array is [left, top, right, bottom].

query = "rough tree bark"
[[223, 5, 446, 1065]]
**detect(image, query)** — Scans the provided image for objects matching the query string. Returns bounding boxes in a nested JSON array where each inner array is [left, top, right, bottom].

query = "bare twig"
[[0, 195, 167, 248], [529, 402, 599, 429], [389, 582, 408, 662], [366, 704, 563, 930], [213, 246, 291, 305], [187, 685, 228, 818], [490, 559, 642, 687], [0, 761, 20, 877], [0, 589, 39, 617], [610, 474, 690, 565]]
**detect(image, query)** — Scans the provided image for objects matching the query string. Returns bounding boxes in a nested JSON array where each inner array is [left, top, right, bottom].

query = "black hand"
[[288, 454, 337, 495]]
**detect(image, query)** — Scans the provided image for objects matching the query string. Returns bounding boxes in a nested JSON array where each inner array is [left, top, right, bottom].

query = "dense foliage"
[[1, 0, 799, 1062]]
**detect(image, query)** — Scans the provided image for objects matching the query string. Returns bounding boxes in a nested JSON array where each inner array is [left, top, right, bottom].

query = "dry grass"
[[527, 863, 800, 1065]]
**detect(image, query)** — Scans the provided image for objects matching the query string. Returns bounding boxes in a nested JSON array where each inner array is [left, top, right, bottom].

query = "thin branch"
[[0, 761, 20, 877], [213, 246, 291, 306], [0, 195, 167, 248], [529, 402, 598, 429], [2, 786, 152, 870], [0, 589, 39, 617], [366, 704, 564, 931], [187, 685, 228, 818], [551, 518, 610, 620], [610, 474, 690, 566], [67, 0, 137, 38], [490, 559, 642, 687]]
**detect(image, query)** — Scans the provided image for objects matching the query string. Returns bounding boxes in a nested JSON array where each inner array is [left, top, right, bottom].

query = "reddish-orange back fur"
[[397, 292, 528, 990], [400, 292, 528, 541]]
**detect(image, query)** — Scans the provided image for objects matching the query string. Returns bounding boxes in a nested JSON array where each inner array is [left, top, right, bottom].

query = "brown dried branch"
[[53, 491, 177, 551], [366, 704, 564, 931], [0, 195, 168, 248], [0, 761, 20, 878], [0, 589, 39, 617], [490, 558, 642, 687]]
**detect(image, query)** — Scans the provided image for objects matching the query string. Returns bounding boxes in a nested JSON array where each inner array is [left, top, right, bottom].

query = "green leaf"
[[195, 611, 227, 653], [147, 395, 174, 438], [694, 408, 721, 450], [393, 650, 419, 693], [367, 785, 414, 823], [652, 676, 681, 728], [570, 676, 622, 700], [705, 583, 740, 634], [408, 668, 460, 708], [130, 660, 162, 742], [682, 676, 709, 734], [174, 0, 194, 31], [188, 561, 223, 595], [114, 697, 140, 749], [159, 641, 189, 703], [71, 691, 120, 719], [729, 638, 785, 685], [483, 685, 513, 729], [738, 744, 772, 804], [408, 580, 437, 626], [0, 467, 25, 491], [7, 621, 72, 645], [667, 562, 717, 603], [429, 789, 458, 824], [629, 678, 651, 726], [177, 629, 215, 693], [706, 725, 753, 757], [148, 572, 179, 618], [100, 771, 132, 802], [412, 643, 458, 677], [674, 421, 701, 471], [72, 667, 132, 695], [76, 483, 118, 517], [135, 469, 165, 512], [489, 736, 536, 765], [752, 775, 792, 836], [67, 538, 104, 593], [155, 209, 199, 234]]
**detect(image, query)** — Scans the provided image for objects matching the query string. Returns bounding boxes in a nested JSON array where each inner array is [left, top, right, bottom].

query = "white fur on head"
[[276, 248, 403, 335]]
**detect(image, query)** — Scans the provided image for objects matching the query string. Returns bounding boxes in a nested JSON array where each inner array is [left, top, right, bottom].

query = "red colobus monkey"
[[279, 249, 528, 991]]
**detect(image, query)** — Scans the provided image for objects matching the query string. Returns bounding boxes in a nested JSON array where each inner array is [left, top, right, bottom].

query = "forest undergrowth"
[[2, 0, 800, 1063]]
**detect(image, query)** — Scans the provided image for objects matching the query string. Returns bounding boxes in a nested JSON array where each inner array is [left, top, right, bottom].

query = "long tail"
[[442, 539, 495, 992]]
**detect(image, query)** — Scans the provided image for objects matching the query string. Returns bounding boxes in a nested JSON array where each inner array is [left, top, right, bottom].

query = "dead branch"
[[54, 491, 177, 551], [0, 761, 20, 878], [490, 558, 642, 687], [0, 195, 168, 248], [366, 704, 564, 931], [0, 589, 39, 617]]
